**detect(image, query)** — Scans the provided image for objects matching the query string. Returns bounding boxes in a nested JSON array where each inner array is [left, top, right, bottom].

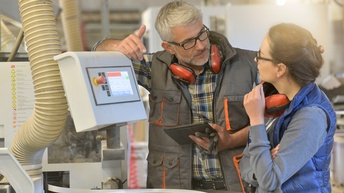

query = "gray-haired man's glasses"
[[167, 25, 209, 50]]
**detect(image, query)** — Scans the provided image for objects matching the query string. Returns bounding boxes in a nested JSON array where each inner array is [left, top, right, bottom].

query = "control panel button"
[[93, 75, 106, 86]]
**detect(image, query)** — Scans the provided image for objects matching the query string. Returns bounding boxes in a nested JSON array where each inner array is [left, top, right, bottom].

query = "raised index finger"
[[136, 24, 146, 39], [134, 25, 147, 54]]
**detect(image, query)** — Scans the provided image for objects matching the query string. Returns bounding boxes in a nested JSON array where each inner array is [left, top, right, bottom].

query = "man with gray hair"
[[93, 1, 258, 192]]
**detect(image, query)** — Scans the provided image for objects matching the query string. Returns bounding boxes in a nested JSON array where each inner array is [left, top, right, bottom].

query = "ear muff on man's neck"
[[169, 64, 196, 84], [209, 44, 222, 73], [169, 44, 222, 84]]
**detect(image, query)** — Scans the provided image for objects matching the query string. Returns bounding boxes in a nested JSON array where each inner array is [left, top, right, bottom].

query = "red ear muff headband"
[[169, 44, 222, 84], [263, 82, 290, 118]]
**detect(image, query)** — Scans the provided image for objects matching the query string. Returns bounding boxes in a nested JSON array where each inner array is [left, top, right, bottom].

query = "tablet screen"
[[163, 123, 214, 144]]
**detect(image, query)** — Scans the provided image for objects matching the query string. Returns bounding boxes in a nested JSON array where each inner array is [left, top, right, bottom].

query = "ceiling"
[[66, 0, 256, 49], [80, 0, 204, 12], [1, 0, 334, 51]]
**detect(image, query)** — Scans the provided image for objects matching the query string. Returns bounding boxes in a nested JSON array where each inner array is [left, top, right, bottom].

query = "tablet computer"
[[163, 122, 214, 145]]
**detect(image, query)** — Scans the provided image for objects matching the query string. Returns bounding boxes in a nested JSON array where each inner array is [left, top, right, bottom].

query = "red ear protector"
[[209, 44, 222, 73], [169, 44, 222, 84], [263, 82, 290, 118]]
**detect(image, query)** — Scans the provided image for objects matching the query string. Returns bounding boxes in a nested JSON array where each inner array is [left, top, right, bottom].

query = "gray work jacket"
[[145, 31, 258, 192]]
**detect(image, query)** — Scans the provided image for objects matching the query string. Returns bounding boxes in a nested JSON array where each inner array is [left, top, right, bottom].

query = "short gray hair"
[[155, 1, 202, 41]]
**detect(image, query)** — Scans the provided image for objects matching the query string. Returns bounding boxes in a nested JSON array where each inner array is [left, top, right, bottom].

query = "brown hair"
[[268, 23, 324, 87]]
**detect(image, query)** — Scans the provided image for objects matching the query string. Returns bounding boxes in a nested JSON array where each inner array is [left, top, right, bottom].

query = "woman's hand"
[[271, 144, 280, 159], [244, 84, 265, 126]]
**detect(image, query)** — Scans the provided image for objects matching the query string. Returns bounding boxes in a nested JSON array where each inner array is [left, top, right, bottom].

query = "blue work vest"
[[273, 82, 336, 193]]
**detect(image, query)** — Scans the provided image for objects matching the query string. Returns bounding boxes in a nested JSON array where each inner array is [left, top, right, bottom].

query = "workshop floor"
[[332, 186, 344, 193], [332, 181, 344, 193]]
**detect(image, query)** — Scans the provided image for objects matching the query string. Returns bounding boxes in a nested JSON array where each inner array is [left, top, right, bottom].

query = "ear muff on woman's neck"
[[263, 82, 290, 118], [265, 94, 290, 117], [169, 44, 222, 84]]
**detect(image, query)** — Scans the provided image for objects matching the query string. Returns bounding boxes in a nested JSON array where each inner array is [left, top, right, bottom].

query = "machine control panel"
[[87, 67, 140, 105], [54, 51, 147, 132]]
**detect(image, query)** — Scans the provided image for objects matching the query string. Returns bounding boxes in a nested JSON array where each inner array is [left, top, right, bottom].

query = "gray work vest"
[[146, 31, 258, 192]]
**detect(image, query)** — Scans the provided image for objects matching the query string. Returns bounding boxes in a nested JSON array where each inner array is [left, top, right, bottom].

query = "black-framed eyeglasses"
[[255, 50, 276, 63], [167, 25, 209, 50]]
